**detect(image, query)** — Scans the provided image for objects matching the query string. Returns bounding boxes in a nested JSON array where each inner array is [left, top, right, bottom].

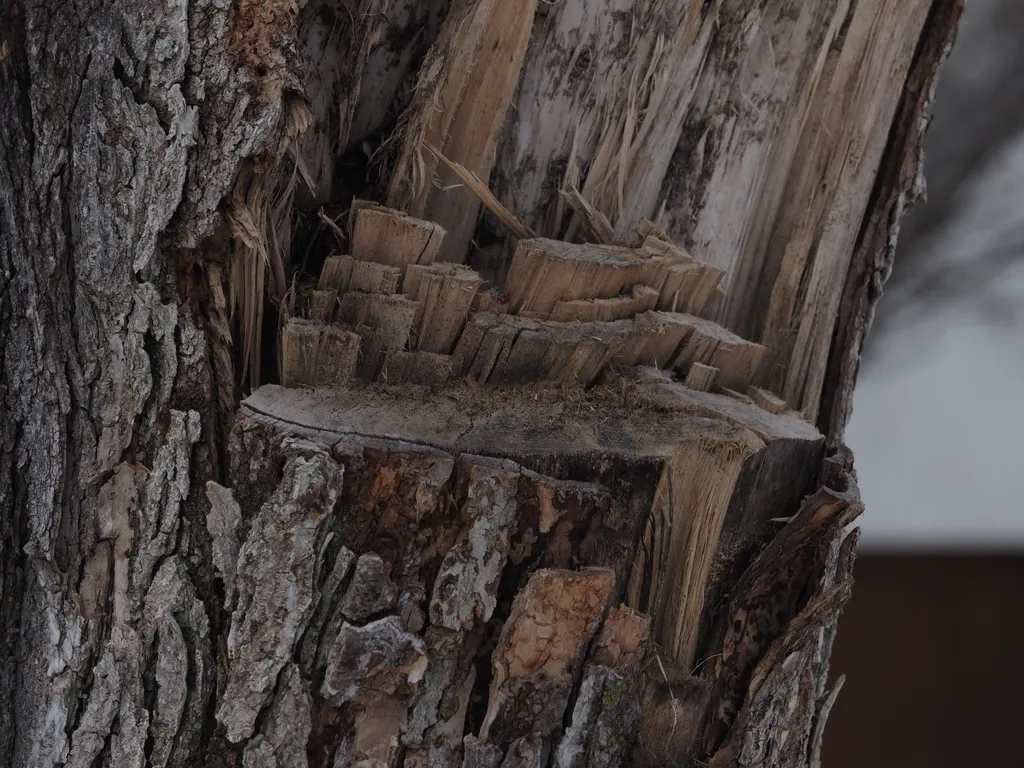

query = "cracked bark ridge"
[[554, 607, 652, 768], [217, 440, 344, 743], [404, 627, 482, 765], [241, 663, 313, 768], [479, 568, 617, 752], [429, 457, 522, 632]]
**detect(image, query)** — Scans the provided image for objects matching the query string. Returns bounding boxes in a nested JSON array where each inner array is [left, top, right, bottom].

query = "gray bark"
[[0, 0, 959, 767]]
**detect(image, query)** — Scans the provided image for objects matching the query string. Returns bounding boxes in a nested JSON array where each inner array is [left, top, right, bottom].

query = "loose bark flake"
[[340, 553, 400, 623], [430, 457, 521, 633], [479, 568, 616, 751], [218, 441, 344, 743], [553, 607, 652, 768]]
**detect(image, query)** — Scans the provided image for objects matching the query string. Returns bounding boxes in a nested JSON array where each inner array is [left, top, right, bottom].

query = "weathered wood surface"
[[213, 378, 849, 766], [0, 0, 960, 765]]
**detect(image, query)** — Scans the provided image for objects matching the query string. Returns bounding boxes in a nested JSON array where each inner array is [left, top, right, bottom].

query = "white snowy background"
[[847, 0, 1024, 550]]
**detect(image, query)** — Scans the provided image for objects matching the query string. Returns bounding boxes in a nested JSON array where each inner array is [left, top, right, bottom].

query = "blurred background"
[[823, 1, 1024, 764]]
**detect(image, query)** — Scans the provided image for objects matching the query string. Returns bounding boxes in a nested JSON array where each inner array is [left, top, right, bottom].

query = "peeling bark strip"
[[480, 569, 616, 749], [1, 0, 957, 763]]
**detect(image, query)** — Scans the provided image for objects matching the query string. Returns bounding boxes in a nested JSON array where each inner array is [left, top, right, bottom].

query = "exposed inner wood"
[[388, 0, 540, 262], [350, 201, 446, 268], [285, 204, 771, 397], [403, 263, 483, 353], [319, 256, 403, 296], [685, 362, 721, 393], [230, 373, 830, 765], [2, 0, 957, 763], [480, 568, 615, 750]]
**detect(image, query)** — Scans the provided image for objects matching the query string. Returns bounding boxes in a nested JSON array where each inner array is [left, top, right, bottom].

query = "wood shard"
[[387, 0, 540, 262], [479, 568, 616, 749], [638, 236, 726, 315], [549, 284, 660, 322], [403, 263, 484, 353], [455, 312, 632, 387], [627, 422, 767, 667], [280, 319, 360, 388], [337, 293, 419, 351], [748, 386, 789, 414], [669, 314, 767, 392], [684, 362, 720, 393], [308, 289, 337, 323], [318, 254, 351, 291], [319, 254, 403, 295], [380, 350, 454, 386], [350, 202, 446, 268], [613, 311, 695, 369], [506, 239, 656, 316], [506, 237, 724, 320]]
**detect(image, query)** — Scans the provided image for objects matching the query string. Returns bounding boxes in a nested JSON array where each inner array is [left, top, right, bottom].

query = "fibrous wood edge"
[[403, 263, 483, 353], [820, 0, 964, 440], [752, 0, 935, 421], [318, 255, 403, 296], [350, 202, 446, 268], [336, 293, 419, 351], [452, 310, 765, 392], [379, 351, 454, 386], [492, 0, 716, 237], [491, 0, 947, 425], [505, 238, 723, 319], [627, 425, 764, 667], [550, 284, 660, 323], [281, 320, 360, 388], [387, 0, 540, 263]]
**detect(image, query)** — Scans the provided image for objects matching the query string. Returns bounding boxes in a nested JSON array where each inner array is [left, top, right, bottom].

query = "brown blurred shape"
[[825, 556, 1024, 766]]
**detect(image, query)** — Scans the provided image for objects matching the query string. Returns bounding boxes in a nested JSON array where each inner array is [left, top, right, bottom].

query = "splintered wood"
[[235, 375, 825, 766], [403, 264, 482, 353], [505, 238, 724, 317], [386, 0, 540, 262], [286, 206, 771, 399], [349, 200, 446, 267], [264, 202, 834, 764]]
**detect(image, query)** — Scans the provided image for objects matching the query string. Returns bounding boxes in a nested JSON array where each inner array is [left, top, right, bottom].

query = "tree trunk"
[[0, 1, 960, 767]]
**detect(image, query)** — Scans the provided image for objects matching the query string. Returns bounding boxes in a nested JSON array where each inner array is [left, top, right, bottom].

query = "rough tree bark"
[[0, 1, 960, 767]]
